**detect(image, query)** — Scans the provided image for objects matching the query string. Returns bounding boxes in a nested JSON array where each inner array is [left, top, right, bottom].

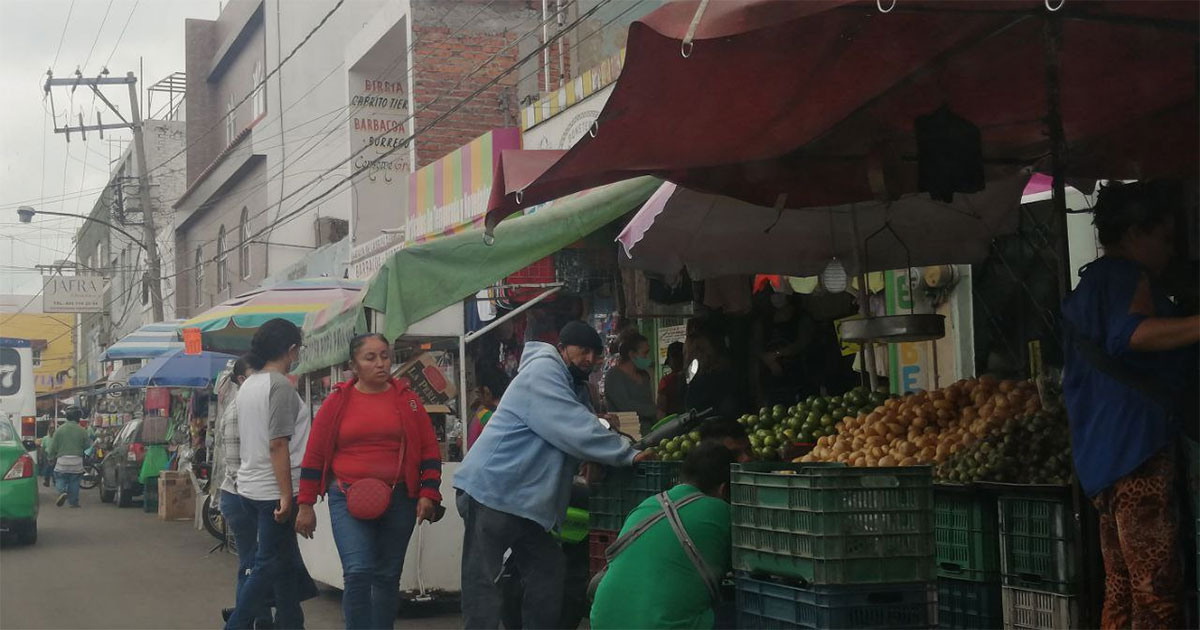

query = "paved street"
[[1, 483, 460, 629]]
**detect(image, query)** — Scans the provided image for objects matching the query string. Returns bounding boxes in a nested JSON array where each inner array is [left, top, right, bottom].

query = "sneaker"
[[69, 504, 81, 509], [222, 608, 234, 623], [42, 480, 49, 487], [56, 493, 68, 507]]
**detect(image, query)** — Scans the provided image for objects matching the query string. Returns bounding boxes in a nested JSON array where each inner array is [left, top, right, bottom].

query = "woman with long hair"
[[295, 333, 443, 630], [225, 318, 311, 630], [603, 331, 659, 435]]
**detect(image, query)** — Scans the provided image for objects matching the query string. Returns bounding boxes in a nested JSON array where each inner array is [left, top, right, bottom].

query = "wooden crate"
[[158, 471, 195, 521]]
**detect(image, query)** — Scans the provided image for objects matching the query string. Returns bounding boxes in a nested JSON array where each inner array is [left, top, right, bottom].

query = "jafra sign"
[[43, 275, 107, 313]]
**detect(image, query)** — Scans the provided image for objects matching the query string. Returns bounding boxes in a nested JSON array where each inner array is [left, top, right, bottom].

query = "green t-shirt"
[[590, 484, 732, 630]]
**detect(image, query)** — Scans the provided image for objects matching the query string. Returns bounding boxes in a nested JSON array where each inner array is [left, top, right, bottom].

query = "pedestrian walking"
[[295, 333, 444, 630], [454, 321, 650, 629], [48, 407, 90, 508], [39, 422, 56, 487], [224, 319, 312, 630]]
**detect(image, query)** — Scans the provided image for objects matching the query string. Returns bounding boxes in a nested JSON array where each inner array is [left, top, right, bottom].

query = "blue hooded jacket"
[[454, 342, 637, 530]]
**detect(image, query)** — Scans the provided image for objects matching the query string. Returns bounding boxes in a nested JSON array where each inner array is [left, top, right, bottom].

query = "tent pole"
[[462, 285, 564, 345], [849, 211, 879, 391], [1043, 14, 1071, 299]]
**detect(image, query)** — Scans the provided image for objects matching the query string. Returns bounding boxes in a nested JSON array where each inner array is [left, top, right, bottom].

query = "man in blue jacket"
[[455, 321, 647, 629]]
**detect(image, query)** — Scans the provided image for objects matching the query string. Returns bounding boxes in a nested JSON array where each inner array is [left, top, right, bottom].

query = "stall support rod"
[[463, 285, 564, 345], [849, 211, 880, 391]]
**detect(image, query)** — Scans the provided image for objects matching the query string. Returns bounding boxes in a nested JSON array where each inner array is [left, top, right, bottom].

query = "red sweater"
[[299, 378, 442, 505]]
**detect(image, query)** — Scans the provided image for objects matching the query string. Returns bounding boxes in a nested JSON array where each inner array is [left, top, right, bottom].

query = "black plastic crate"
[[938, 577, 1003, 629], [735, 574, 935, 629]]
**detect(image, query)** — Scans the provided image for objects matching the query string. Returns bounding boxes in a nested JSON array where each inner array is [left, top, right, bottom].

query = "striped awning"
[[98, 320, 185, 361]]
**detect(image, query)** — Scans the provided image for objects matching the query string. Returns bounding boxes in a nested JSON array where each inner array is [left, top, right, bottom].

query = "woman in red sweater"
[[295, 334, 442, 630]]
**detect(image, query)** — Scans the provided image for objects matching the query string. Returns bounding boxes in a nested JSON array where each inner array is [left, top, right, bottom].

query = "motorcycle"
[[80, 447, 104, 490]]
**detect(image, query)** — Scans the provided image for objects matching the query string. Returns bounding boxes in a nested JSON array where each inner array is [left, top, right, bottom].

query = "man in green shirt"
[[591, 442, 736, 630], [47, 407, 90, 508]]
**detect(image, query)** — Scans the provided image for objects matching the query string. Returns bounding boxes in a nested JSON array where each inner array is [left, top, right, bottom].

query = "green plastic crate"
[[997, 493, 1078, 595], [935, 485, 1001, 581], [142, 475, 158, 513], [731, 463, 935, 585], [589, 462, 682, 530], [938, 577, 1003, 629], [736, 574, 935, 629]]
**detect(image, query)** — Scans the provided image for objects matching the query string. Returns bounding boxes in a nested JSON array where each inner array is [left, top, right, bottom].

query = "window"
[[251, 61, 267, 120], [31, 348, 42, 367], [216, 225, 228, 291], [194, 246, 204, 307], [225, 94, 237, 145], [239, 208, 251, 279]]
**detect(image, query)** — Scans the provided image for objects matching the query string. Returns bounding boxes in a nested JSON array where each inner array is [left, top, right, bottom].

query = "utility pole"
[[44, 70, 165, 322]]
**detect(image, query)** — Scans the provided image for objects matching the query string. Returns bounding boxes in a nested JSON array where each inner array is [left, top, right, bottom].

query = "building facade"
[[175, 0, 551, 318], [0, 296, 77, 395], [71, 119, 186, 385]]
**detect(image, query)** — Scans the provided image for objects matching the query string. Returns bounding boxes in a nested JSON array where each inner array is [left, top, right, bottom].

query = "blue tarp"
[[127, 349, 238, 388]]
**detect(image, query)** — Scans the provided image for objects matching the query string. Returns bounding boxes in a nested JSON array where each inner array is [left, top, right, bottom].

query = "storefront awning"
[[364, 176, 660, 343]]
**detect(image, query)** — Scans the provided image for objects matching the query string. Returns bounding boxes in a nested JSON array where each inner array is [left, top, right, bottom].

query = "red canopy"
[[487, 0, 1197, 229]]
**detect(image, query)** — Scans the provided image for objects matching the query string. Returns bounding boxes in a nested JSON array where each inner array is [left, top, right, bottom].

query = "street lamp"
[[17, 206, 148, 251], [18, 205, 164, 321]]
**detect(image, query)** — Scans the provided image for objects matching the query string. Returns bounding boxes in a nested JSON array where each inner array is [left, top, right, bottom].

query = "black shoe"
[[253, 619, 275, 629], [42, 480, 49, 487], [221, 608, 234, 623]]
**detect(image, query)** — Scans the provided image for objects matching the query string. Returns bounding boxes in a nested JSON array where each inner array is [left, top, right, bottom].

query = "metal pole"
[[849, 211, 879, 391], [127, 72, 165, 322]]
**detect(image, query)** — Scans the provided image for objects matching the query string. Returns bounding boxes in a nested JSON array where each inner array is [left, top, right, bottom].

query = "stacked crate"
[[997, 489, 1080, 629], [934, 486, 1004, 629], [731, 463, 937, 629], [587, 461, 682, 578]]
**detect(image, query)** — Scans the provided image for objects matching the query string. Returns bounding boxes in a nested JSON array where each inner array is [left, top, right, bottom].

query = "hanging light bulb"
[[820, 257, 849, 293]]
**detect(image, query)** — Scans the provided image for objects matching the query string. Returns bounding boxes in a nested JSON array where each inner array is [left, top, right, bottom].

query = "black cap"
[[64, 406, 83, 422], [558, 321, 603, 354]]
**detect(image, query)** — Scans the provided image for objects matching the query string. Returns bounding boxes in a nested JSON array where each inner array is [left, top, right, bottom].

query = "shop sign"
[[885, 269, 928, 394], [407, 128, 521, 242], [43, 275, 106, 313], [350, 232, 405, 279], [296, 306, 361, 375], [656, 325, 686, 365]]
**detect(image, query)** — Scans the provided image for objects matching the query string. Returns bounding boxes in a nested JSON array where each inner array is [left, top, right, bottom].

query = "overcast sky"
[[0, 0, 219, 296]]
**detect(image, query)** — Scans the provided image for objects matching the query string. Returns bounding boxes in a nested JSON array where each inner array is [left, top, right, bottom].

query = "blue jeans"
[[224, 496, 305, 630], [54, 471, 82, 507], [327, 482, 417, 630], [221, 491, 273, 626]]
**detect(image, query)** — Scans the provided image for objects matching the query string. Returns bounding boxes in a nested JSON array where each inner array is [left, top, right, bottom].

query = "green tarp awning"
[[298, 176, 659, 371], [366, 176, 659, 341]]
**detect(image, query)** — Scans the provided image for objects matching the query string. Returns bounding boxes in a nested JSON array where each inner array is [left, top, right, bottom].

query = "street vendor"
[[603, 331, 659, 436], [1061, 180, 1199, 629], [454, 320, 650, 629]]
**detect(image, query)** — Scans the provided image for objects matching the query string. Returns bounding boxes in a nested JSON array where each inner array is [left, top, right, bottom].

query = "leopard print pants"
[[1091, 448, 1184, 629]]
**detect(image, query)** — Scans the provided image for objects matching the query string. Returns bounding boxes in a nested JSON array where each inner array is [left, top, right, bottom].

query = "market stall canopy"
[[294, 288, 370, 376], [618, 174, 1029, 280], [127, 349, 239, 388], [98, 320, 185, 362], [486, 0, 1197, 229], [364, 176, 660, 342], [182, 279, 364, 353]]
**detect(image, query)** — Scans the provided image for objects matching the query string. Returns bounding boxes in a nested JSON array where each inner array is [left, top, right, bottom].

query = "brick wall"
[[411, 1, 537, 167]]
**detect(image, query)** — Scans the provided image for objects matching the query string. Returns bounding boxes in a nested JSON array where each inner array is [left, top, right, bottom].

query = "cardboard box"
[[612, 412, 641, 441], [158, 470, 195, 521]]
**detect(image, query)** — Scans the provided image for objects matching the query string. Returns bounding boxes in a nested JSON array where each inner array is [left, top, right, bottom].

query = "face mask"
[[633, 356, 653, 371], [568, 364, 591, 382]]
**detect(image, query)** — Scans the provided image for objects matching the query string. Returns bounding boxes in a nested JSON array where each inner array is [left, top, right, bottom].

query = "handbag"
[[586, 491, 720, 603], [338, 433, 406, 521]]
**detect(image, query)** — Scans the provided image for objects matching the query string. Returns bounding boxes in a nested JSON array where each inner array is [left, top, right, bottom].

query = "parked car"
[[0, 421, 38, 544], [99, 420, 145, 508]]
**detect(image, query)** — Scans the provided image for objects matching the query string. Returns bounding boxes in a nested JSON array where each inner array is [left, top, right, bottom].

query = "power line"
[[102, 0, 140, 70], [81, 0, 116, 72], [51, 0, 77, 70]]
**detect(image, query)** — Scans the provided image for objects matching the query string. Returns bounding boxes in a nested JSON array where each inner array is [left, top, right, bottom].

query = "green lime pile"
[[736, 387, 890, 460], [935, 409, 1072, 485], [656, 430, 703, 462]]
